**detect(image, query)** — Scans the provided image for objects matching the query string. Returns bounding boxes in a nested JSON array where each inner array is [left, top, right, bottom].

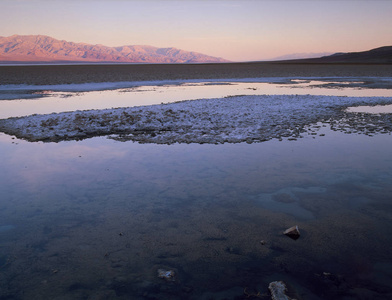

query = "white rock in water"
[[268, 281, 295, 300], [283, 225, 300, 240], [157, 269, 176, 282]]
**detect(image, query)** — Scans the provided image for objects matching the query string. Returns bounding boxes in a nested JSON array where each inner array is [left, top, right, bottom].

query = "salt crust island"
[[1, 94, 392, 143]]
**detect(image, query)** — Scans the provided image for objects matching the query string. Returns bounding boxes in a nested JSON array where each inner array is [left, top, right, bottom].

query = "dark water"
[[1, 125, 392, 299]]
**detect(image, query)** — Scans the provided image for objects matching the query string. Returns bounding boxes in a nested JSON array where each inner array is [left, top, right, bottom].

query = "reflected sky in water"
[[1, 80, 392, 119], [0, 78, 392, 299], [346, 104, 392, 114], [1, 126, 392, 298]]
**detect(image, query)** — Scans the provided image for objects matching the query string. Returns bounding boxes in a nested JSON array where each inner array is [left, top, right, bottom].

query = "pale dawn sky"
[[1, 0, 391, 61]]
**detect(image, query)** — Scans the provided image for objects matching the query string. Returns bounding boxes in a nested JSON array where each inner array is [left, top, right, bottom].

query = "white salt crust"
[[1, 94, 392, 143]]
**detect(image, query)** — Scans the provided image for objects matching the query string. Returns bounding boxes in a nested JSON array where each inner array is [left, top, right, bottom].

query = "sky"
[[1, 0, 392, 62]]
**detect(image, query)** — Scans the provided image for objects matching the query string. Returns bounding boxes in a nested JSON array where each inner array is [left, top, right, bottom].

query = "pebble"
[[283, 225, 300, 240]]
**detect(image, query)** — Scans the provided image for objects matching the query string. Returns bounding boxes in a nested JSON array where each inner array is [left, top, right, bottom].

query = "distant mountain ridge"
[[270, 52, 334, 61], [274, 46, 392, 63], [0, 35, 229, 63]]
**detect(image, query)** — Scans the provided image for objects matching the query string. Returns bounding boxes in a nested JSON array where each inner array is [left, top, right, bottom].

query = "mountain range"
[[270, 52, 334, 61], [0, 35, 229, 63], [1, 35, 391, 64], [277, 46, 392, 63]]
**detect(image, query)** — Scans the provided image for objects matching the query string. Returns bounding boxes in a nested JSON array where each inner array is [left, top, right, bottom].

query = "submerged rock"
[[268, 281, 295, 300], [283, 225, 300, 240], [157, 269, 176, 282]]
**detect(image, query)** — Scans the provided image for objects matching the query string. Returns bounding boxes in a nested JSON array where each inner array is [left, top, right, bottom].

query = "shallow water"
[[1, 79, 392, 119], [1, 126, 392, 299], [346, 104, 392, 114], [0, 77, 392, 299]]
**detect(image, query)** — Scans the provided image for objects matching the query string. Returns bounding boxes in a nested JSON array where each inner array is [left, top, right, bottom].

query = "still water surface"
[[1, 80, 392, 119], [0, 82, 392, 299]]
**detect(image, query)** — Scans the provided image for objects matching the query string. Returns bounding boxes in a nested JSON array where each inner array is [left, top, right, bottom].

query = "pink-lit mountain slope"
[[0, 35, 229, 63]]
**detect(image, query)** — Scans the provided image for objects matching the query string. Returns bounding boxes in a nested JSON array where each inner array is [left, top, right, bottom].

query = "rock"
[[157, 269, 176, 282], [268, 281, 295, 300], [283, 225, 300, 240]]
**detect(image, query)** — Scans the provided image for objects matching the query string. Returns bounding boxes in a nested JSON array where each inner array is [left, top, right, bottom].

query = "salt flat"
[[1, 63, 392, 85], [1, 94, 391, 143], [1, 63, 392, 299]]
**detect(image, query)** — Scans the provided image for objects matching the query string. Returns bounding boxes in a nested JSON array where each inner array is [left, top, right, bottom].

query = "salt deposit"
[[0, 94, 391, 143]]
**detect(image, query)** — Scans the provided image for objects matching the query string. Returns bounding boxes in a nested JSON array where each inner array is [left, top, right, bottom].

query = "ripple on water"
[[0, 224, 16, 232], [251, 186, 327, 220]]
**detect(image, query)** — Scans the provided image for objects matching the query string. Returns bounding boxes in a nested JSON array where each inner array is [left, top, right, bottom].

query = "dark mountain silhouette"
[[273, 46, 392, 63]]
